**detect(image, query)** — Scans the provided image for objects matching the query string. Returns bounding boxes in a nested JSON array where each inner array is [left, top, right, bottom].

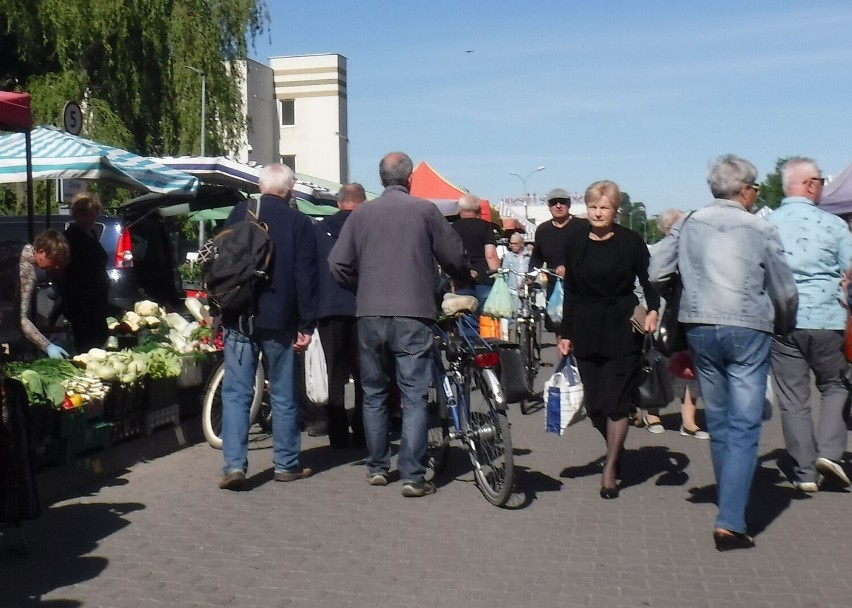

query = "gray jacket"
[[648, 199, 797, 334], [328, 185, 469, 319]]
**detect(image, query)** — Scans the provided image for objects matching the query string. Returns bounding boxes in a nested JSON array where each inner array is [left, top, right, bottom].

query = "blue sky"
[[249, 1, 852, 216]]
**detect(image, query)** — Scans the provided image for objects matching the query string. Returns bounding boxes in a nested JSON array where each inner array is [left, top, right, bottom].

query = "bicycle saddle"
[[441, 293, 479, 317]]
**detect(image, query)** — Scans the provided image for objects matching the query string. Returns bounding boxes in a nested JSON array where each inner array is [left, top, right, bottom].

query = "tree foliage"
[[757, 157, 791, 211], [0, 0, 269, 157], [617, 192, 648, 242]]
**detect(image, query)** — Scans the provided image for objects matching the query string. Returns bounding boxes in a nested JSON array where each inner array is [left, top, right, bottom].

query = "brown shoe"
[[219, 470, 246, 490], [274, 467, 313, 482]]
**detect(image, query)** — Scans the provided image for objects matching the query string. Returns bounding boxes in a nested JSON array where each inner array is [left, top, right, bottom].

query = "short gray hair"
[[379, 152, 414, 187], [259, 163, 295, 196], [706, 154, 757, 199], [458, 193, 481, 212], [656, 208, 683, 234], [781, 157, 819, 193], [509, 233, 525, 244]]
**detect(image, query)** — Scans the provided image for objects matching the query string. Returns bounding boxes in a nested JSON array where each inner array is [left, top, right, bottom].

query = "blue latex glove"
[[45, 343, 70, 359]]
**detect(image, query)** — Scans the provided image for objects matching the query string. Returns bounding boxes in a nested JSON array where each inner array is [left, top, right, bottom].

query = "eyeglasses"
[[747, 184, 760, 193], [803, 176, 826, 186], [548, 199, 568, 207]]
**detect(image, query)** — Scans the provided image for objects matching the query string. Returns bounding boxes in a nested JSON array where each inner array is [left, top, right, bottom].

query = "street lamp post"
[[508, 166, 546, 220], [184, 65, 206, 157]]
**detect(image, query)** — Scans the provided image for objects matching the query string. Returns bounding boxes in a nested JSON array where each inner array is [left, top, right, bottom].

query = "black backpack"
[[202, 199, 274, 320]]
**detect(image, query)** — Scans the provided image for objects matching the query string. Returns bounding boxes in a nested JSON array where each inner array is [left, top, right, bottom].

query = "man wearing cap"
[[530, 187, 589, 332]]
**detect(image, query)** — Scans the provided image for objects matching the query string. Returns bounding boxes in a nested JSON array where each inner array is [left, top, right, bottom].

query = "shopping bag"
[[544, 355, 585, 435], [482, 274, 515, 319], [546, 279, 564, 324], [656, 275, 688, 356], [304, 329, 328, 405], [637, 334, 674, 409]]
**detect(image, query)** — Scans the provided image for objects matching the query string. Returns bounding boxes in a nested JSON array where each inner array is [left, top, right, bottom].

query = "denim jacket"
[[767, 197, 852, 331], [649, 199, 798, 334]]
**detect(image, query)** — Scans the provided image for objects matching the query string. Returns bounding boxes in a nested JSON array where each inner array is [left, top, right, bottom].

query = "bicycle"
[[427, 294, 514, 507], [500, 267, 558, 414], [201, 353, 272, 449]]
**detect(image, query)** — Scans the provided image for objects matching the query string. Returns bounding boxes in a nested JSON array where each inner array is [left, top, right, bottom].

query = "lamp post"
[[508, 166, 545, 220], [184, 65, 206, 157]]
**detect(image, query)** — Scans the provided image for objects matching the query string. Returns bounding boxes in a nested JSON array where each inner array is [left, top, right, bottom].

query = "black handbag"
[[638, 334, 674, 410], [656, 276, 687, 357]]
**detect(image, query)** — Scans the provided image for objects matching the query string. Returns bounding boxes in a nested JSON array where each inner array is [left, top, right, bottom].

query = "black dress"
[[63, 223, 110, 352], [560, 224, 659, 420]]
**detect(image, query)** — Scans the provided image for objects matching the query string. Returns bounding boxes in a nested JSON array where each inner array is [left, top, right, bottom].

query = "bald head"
[[379, 152, 414, 188]]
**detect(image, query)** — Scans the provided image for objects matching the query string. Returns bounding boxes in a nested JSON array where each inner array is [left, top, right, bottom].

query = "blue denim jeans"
[[358, 316, 433, 482], [221, 329, 301, 475], [687, 325, 772, 534]]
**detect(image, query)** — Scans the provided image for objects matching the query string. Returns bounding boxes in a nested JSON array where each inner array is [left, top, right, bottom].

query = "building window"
[[280, 99, 295, 126], [281, 155, 296, 172]]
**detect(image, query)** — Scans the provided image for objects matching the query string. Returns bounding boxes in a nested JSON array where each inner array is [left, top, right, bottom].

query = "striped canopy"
[[0, 126, 199, 195]]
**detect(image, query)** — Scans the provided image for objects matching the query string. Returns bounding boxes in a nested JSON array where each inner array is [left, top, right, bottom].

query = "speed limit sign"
[[63, 101, 83, 135]]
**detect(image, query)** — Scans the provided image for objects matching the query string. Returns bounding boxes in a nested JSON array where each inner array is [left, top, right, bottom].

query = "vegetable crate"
[[108, 412, 144, 444], [26, 405, 63, 469], [144, 403, 180, 436], [65, 419, 111, 461], [146, 377, 178, 410], [102, 381, 146, 422]]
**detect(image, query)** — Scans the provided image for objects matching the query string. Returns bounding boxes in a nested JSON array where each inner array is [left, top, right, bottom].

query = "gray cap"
[[546, 187, 571, 202]]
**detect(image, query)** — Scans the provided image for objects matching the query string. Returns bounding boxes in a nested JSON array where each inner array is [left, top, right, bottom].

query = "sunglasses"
[[548, 199, 568, 207], [804, 176, 826, 186], [747, 184, 760, 192]]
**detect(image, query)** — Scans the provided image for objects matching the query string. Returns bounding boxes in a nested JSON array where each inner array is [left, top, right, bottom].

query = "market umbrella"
[[0, 91, 35, 240], [0, 126, 199, 196]]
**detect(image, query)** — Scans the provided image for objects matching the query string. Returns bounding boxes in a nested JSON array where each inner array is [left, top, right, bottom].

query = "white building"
[[235, 54, 349, 184]]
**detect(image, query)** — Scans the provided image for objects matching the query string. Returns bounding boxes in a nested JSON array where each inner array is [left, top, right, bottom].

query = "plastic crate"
[[59, 410, 88, 438], [84, 397, 104, 420], [66, 420, 111, 460], [144, 403, 180, 436], [146, 377, 178, 410], [177, 356, 204, 388], [102, 381, 146, 421], [26, 405, 63, 468], [108, 412, 144, 444]]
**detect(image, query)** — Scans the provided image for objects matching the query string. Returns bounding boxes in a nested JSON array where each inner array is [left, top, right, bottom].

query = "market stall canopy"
[[0, 126, 199, 194], [409, 161, 494, 221], [818, 164, 852, 216], [0, 91, 33, 132], [152, 156, 374, 208]]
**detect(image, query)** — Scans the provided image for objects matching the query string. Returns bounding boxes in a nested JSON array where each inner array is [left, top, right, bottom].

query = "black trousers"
[[317, 316, 364, 447]]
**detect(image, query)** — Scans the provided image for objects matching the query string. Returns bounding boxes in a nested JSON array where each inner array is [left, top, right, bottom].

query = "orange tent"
[[408, 161, 524, 234]]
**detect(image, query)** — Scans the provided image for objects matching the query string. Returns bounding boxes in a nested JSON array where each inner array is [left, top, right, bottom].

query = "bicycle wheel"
[[201, 359, 266, 449], [517, 321, 536, 415], [465, 367, 514, 506]]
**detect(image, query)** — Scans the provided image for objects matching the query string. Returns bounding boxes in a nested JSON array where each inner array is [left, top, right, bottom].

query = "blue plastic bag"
[[546, 278, 564, 324]]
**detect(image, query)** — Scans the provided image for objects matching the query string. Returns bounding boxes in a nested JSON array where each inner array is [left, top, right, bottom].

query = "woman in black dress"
[[557, 181, 659, 499], [63, 193, 110, 352]]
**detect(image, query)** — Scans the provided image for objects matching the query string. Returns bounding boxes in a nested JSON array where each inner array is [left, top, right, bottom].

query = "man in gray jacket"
[[650, 154, 797, 551], [328, 152, 470, 497]]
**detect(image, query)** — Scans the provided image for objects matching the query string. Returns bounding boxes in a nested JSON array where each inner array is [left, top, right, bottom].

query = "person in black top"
[[451, 193, 499, 333], [529, 188, 589, 333], [557, 180, 659, 499], [63, 193, 110, 353]]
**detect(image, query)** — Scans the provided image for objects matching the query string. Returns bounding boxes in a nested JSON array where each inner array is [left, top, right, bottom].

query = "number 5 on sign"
[[63, 101, 83, 135]]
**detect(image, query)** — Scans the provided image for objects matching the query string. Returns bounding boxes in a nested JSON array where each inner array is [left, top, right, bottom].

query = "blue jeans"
[[687, 325, 772, 534], [221, 329, 302, 475], [456, 283, 492, 336], [358, 316, 433, 482]]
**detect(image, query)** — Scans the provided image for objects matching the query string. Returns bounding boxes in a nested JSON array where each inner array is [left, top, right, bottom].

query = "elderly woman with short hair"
[[558, 180, 659, 499], [650, 154, 798, 551]]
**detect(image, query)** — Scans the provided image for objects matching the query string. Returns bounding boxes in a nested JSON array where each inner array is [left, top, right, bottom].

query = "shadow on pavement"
[[503, 466, 564, 510], [559, 445, 690, 490], [0, 501, 144, 606]]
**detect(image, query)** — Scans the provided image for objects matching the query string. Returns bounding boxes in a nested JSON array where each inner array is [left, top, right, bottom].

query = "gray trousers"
[[771, 330, 850, 483]]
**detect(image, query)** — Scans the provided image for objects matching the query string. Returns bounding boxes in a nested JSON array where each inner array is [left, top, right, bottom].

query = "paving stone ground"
[[2, 339, 851, 607]]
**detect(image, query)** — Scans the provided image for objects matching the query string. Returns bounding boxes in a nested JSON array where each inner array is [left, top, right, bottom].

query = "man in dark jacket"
[[314, 183, 366, 449], [219, 163, 318, 491], [328, 152, 470, 497]]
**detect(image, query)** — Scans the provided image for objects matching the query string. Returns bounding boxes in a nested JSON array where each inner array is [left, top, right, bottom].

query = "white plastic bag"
[[544, 355, 585, 435], [304, 329, 329, 405]]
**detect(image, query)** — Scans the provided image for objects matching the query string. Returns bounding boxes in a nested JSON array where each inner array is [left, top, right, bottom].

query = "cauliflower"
[[134, 300, 160, 317]]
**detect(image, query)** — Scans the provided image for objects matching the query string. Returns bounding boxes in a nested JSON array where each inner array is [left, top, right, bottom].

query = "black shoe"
[[219, 470, 246, 490], [273, 467, 313, 482], [599, 486, 619, 500], [306, 422, 328, 437], [713, 530, 755, 551]]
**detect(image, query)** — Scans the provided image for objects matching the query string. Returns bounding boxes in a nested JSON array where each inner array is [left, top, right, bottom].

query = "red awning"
[[0, 91, 33, 132]]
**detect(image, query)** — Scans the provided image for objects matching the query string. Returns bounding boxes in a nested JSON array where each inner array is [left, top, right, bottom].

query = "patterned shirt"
[[18, 244, 51, 350]]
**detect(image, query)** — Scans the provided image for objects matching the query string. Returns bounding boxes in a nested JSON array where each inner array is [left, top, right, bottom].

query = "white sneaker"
[[792, 481, 819, 493], [815, 458, 851, 488]]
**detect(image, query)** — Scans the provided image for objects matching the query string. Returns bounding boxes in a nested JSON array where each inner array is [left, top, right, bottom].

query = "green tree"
[[617, 192, 648, 241], [0, 0, 268, 157], [757, 157, 792, 211]]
